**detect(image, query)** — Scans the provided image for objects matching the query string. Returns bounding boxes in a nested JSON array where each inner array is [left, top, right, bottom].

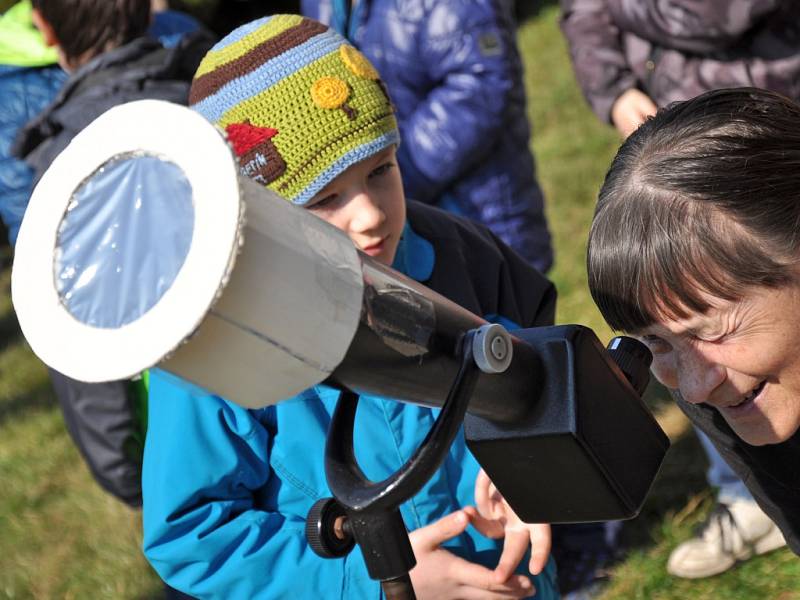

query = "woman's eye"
[[642, 336, 672, 354], [693, 332, 727, 344], [369, 162, 394, 179]]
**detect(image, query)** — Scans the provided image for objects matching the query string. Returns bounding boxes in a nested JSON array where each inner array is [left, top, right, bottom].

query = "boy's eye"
[[369, 162, 394, 179], [308, 194, 338, 210]]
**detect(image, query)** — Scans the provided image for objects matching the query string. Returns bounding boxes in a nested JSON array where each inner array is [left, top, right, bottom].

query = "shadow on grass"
[[617, 426, 709, 551], [0, 308, 22, 352], [0, 379, 56, 427]]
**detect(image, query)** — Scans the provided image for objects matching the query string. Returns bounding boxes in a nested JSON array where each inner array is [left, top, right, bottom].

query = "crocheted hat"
[[189, 14, 400, 205]]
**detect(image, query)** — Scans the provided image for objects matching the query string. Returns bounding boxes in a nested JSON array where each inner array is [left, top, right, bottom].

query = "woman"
[[587, 86, 800, 556]]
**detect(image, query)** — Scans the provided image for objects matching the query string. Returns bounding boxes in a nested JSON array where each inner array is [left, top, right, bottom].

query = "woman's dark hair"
[[32, 0, 151, 64], [588, 87, 800, 332]]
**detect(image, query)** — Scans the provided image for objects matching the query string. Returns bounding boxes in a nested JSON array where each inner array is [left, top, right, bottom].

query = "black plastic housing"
[[464, 325, 669, 524]]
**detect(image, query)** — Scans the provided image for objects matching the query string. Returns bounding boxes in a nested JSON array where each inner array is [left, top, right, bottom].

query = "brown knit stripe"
[[189, 19, 328, 105]]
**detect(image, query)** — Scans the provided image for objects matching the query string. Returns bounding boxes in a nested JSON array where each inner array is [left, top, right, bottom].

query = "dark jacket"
[[15, 35, 212, 183], [678, 396, 800, 555], [303, 0, 553, 272], [13, 33, 214, 507], [561, 0, 800, 122]]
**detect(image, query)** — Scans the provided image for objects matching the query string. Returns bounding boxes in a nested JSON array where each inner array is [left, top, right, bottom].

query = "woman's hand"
[[409, 510, 536, 599], [611, 88, 658, 138], [472, 469, 552, 583]]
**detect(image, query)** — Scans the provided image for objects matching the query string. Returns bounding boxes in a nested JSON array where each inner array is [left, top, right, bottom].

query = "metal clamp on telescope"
[[11, 101, 669, 599]]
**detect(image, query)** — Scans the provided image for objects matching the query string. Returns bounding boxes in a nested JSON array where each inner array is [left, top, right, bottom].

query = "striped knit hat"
[[189, 14, 400, 206]]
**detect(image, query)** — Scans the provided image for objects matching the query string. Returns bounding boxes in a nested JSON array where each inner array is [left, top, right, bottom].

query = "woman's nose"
[[677, 349, 726, 405]]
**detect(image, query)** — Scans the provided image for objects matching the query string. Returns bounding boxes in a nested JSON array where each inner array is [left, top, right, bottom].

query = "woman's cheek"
[[650, 355, 679, 389]]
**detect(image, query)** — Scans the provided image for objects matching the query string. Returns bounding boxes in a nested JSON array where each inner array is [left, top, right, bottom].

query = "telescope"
[[12, 101, 669, 598]]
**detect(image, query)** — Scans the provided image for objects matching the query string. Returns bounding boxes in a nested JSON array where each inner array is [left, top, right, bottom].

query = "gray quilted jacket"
[[560, 0, 800, 122]]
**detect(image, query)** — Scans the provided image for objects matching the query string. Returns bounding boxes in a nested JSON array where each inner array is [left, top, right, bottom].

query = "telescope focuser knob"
[[306, 497, 355, 558], [607, 336, 652, 397], [472, 324, 513, 374]]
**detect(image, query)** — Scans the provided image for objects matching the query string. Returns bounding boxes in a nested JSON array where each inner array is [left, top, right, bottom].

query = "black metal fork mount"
[[306, 330, 483, 599]]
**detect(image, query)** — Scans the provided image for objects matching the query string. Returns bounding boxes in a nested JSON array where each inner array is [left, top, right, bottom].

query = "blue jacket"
[[0, 0, 66, 246], [143, 201, 559, 599], [0, 63, 65, 245], [302, 0, 553, 273]]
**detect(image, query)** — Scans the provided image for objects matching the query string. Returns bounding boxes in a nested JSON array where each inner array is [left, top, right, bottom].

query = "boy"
[[12, 0, 213, 507], [143, 15, 559, 599]]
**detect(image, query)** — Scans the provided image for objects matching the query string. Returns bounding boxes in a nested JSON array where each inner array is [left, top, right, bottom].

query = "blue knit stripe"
[[212, 16, 272, 51], [289, 130, 401, 205], [192, 30, 344, 125]]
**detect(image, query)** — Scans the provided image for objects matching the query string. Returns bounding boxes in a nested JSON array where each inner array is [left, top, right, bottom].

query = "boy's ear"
[[31, 8, 59, 48]]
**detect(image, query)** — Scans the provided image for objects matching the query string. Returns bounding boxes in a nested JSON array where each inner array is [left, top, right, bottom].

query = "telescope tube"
[[12, 99, 539, 419]]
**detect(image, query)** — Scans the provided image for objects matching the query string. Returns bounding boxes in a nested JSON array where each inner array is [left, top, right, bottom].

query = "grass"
[[0, 3, 798, 599], [0, 249, 163, 598]]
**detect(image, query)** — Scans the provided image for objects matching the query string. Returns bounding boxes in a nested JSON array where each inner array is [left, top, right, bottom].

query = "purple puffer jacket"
[[561, 0, 800, 123], [303, 0, 553, 272]]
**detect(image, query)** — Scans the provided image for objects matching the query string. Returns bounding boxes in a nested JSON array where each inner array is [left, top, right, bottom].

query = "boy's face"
[[306, 146, 406, 266]]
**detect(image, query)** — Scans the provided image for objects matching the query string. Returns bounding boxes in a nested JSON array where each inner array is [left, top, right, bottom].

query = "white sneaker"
[[667, 498, 787, 579]]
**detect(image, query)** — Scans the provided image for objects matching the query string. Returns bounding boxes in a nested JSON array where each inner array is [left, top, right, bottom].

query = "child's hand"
[[611, 88, 658, 138], [409, 510, 535, 599], [470, 469, 552, 583]]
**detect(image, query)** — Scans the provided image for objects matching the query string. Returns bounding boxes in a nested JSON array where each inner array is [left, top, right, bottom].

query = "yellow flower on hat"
[[311, 77, 350, 109], [340, 45, 379, 80]]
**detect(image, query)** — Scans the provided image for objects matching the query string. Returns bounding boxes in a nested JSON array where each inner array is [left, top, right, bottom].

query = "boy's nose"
[[677, 349, 726, 405], [349, 191, 385, 232]]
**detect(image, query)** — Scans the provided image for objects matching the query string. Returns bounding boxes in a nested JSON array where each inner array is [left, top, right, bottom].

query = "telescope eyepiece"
[[607, 336, 652, 397]]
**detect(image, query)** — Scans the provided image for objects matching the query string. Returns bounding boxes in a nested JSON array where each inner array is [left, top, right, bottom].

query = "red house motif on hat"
[[225, 122, 286, 184]]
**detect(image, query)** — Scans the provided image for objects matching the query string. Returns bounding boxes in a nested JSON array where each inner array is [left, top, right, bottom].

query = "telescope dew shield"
[[12, 100, 364, 407]]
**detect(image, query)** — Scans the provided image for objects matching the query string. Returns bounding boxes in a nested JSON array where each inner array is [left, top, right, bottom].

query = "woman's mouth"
[[722, 380, 767, 416]]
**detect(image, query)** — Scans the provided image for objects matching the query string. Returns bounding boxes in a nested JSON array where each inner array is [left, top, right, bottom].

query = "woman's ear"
[[31, 8, 59, 48]]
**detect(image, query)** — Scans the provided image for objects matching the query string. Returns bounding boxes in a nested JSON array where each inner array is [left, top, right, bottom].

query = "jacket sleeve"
[[49, 368, 143, 506], [607, 0, 783, 54], [142, 370, 379, 599], [489, 225, 556, 328], [0, 156, 32, 245], [395, 1, 525, 203], [559, 0, 640, 124], [0, 65, 65, 245]]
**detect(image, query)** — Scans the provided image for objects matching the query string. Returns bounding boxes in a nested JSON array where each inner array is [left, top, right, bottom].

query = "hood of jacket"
[[13, 33, 213, 174]]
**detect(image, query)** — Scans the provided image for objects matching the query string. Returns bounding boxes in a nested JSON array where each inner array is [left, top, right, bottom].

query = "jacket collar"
[[391, 221, 434, 282]]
